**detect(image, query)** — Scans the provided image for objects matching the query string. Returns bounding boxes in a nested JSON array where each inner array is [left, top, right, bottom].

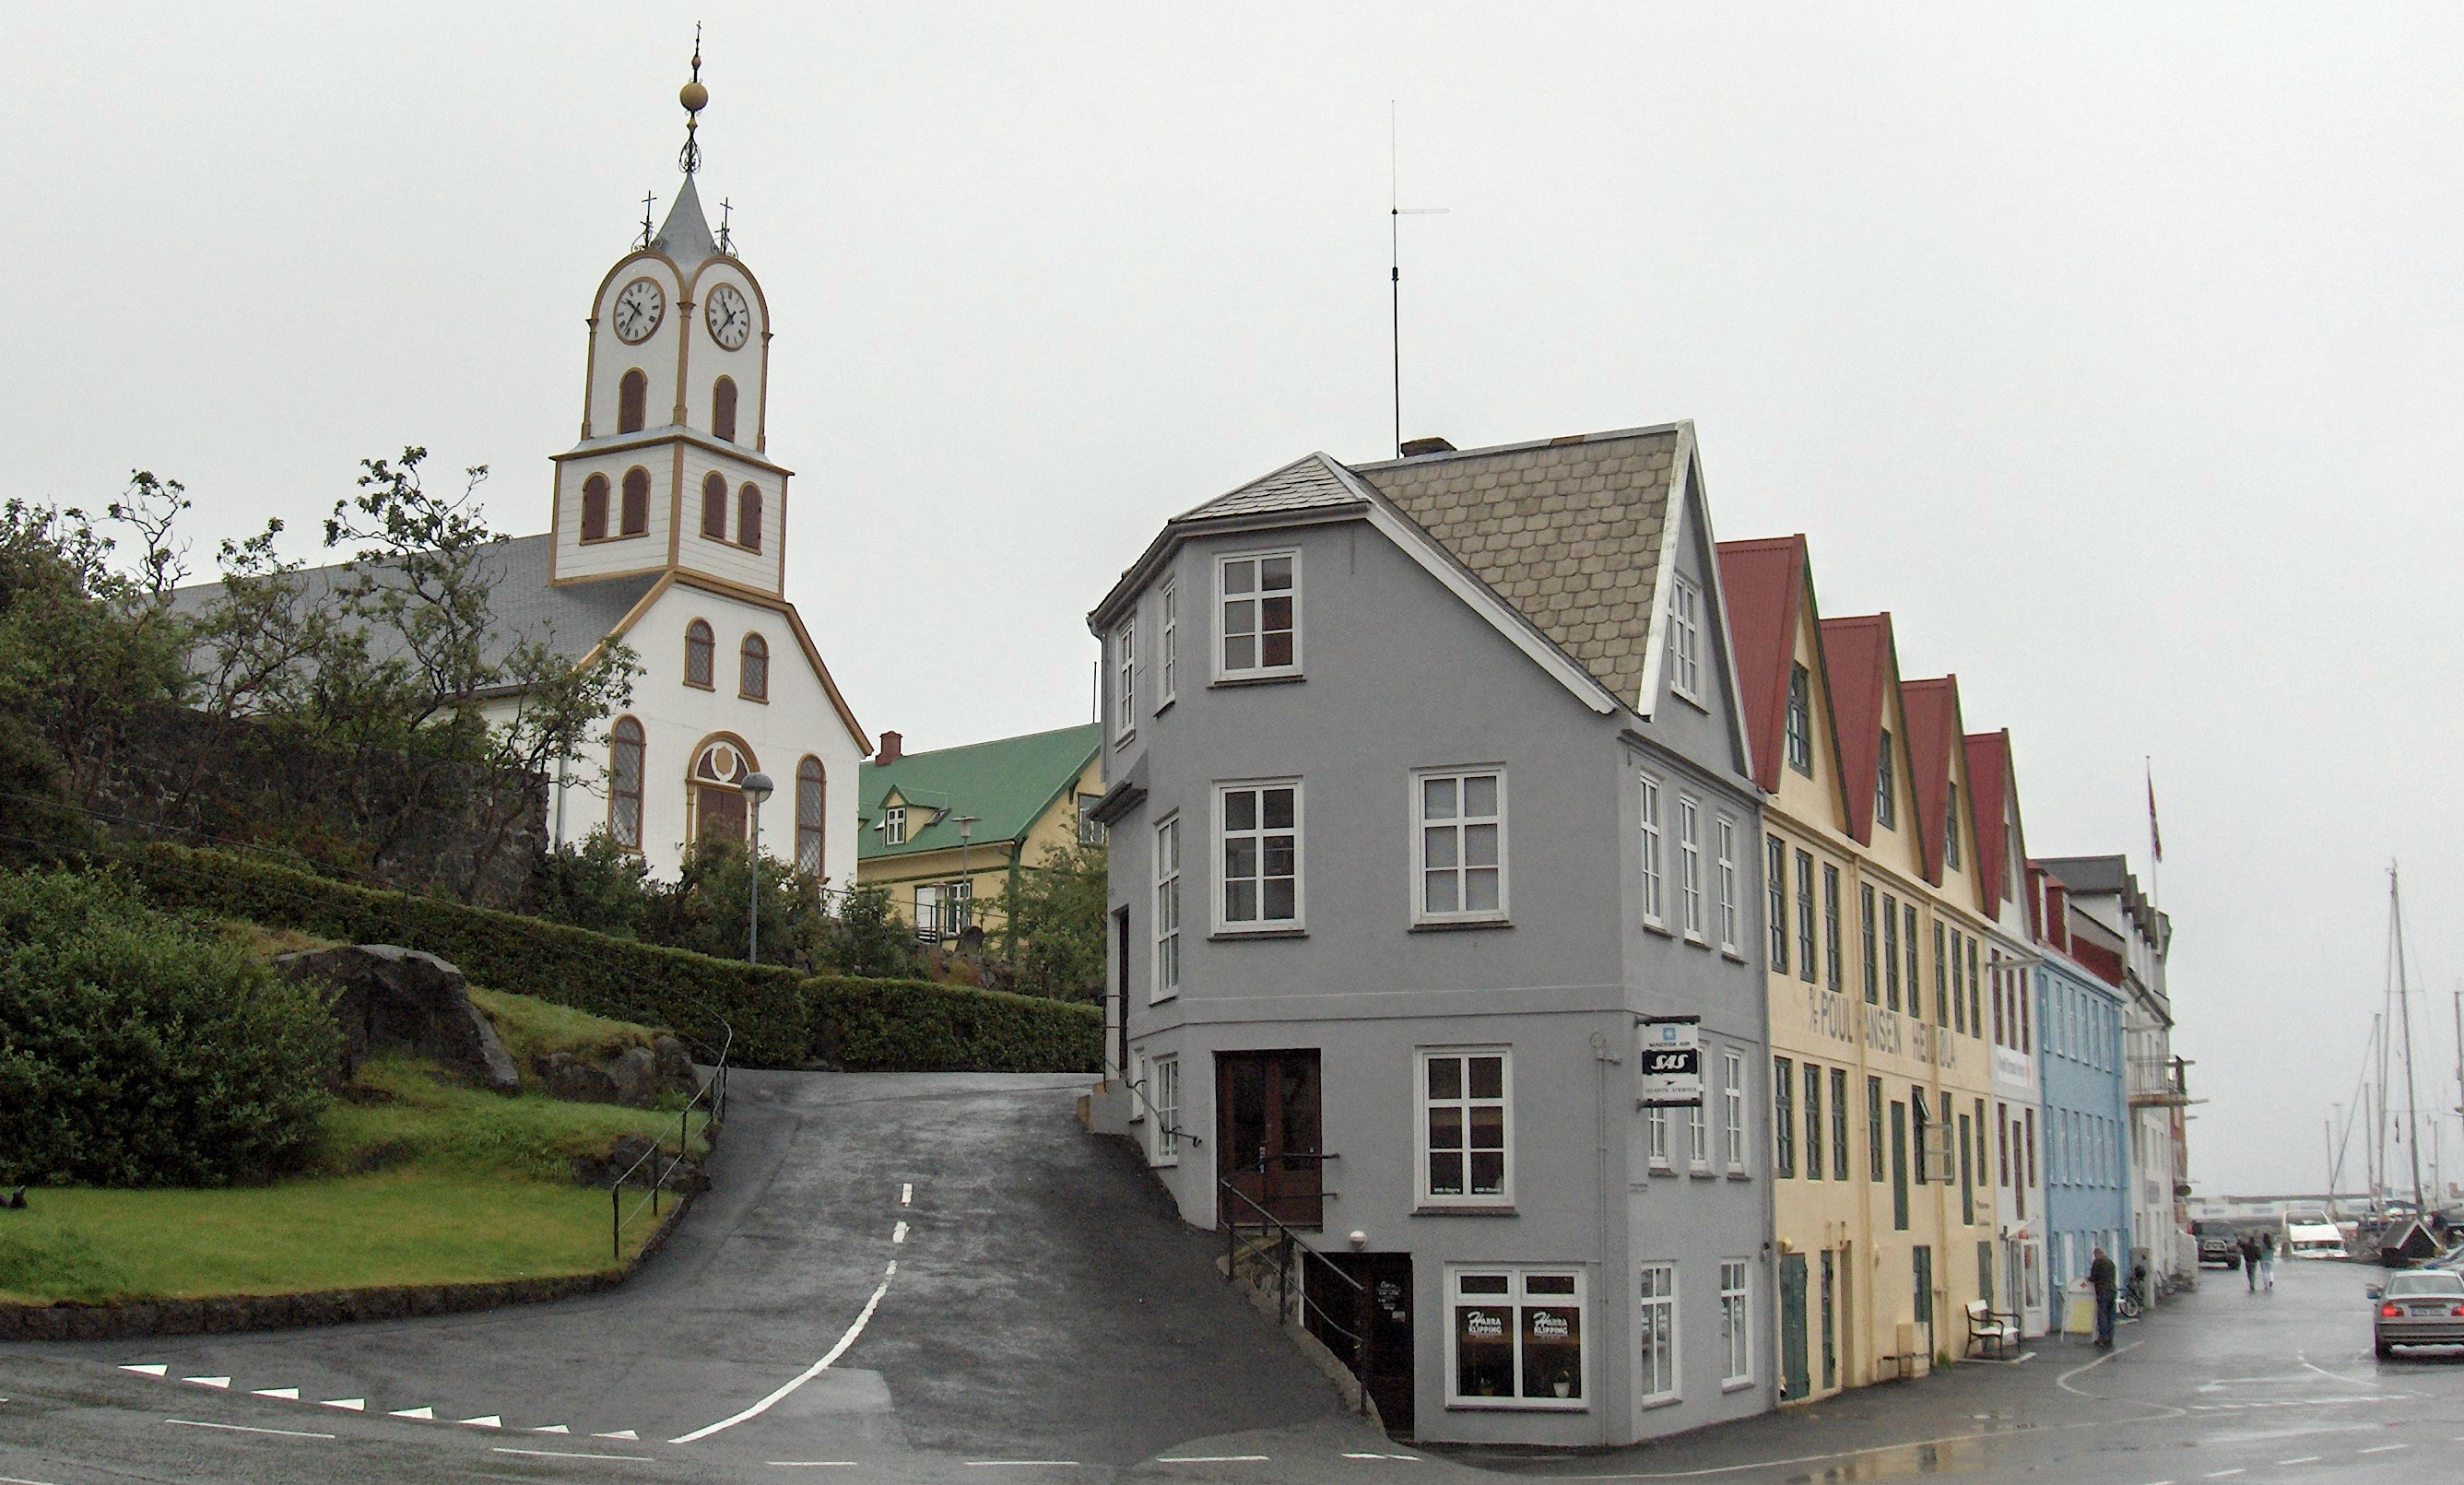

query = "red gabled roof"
[[1818, 613, 1893, 845], [1899, 675, 1963, 890], [1713, 536, 1805, 795], [1964, 730, 2016, 911]]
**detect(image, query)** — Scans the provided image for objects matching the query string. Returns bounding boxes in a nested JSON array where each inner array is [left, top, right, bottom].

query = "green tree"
[[992, 840, 1108, 1002]]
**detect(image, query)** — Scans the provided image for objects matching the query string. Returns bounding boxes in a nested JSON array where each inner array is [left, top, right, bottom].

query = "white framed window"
[[1765, 835, 1788, 972], [1688, 1101, 1709, 1172], [882, 805, 907, 846], [1723, 1049, 1746, 1173], [1638, 773, 1666, 926], [1415, 769, 1506, 924], [1785, 664, 1812, 774], [1216, 550, 1300, 679], [1150, 1054, 1181, 1164], [1152, 816, 1181, 1002], [1217, 781, 1303, 930], [1667, 574, 1703, 701], [1113, 619, 1137, 744], [1874, 729, 1896, 829], [914, 883, 941, 937], [1715, 816, 1739, 953], [1447, 1267, 1586, 1408], [1679, 795, 1704, 940], [1646, 1106, 1672, 1171], [1419, 1048, 1512, 1206], [1159, 580, 1178, 707], [1638, 1264, 1679, 1405], [1719, 1259, 1752, 1386], [1945, 781, 1962, 869]]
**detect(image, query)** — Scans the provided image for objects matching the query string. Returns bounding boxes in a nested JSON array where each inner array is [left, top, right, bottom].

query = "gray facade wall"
[[1099, 503, 1772, 1446]]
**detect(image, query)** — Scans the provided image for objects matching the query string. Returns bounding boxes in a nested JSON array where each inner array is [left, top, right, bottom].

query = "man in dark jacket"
[[2240, 1232, 2262, 1291], [2089, 1246, 2119, 1348]]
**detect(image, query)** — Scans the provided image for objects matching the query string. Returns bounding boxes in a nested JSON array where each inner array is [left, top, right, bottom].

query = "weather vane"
[[678, 24, 708, 177], [717, 197, 735, 256], [637, 190, 658, 250]]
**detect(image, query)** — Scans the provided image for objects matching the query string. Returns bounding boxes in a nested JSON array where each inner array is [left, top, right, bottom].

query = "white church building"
[[183, 59, 871, 885]]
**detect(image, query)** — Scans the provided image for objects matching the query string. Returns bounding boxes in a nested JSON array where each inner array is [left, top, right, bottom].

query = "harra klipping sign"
[[1636, 1015, 1703, 1108]]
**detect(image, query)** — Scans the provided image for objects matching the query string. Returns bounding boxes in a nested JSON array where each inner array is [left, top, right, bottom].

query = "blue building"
[[2029, 865, 2132, 1301]]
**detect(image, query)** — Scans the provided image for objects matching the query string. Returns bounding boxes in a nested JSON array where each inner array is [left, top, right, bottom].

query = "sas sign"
[[1638, 1018, 1703, 1108]]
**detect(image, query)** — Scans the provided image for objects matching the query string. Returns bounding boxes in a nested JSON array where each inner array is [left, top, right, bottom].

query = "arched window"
[[737, 483, 762, 550], [740, 632, 770, 701], [701, 472, 729, 539], [689, 737, 755, 847], [683, 619, 715, 689], [580, 474, 610, 541], [712, 377, 738, 442], [796, 755, 826, 878], [620, 467, 651, 536], [618, 368, 648, 434], [607, 715, 645, 849]]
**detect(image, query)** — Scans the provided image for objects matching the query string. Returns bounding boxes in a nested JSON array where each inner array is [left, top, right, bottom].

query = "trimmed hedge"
[[112, 842, 1100, 1075], [810, 975, 1100, 1074]]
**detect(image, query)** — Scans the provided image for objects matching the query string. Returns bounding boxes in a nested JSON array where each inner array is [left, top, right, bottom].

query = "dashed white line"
[[2276, 1458, 2321, 1466], [390, 1407, 435, 1420], [2359, 1444, 2408, 1455], [119, 1363, 169, 1377], [595, 1429, 642, 1440], [2204, 1472, 2245, 1479], [533, 1423, 572, 1432], [1342, 1454, 1421, 1462], [893, 1220, 910, 1244], [251, 1387, 299, 1400], [183, 1376, 230, 1389], [901, 1183, 913, 1206], [166, 1419, 335, 1440], [459, 1414, 504, 1428], [964, 1463, 1081, 1468], [322, 1398, 366, 1411], [768, 1464, 860, 1469], [493, 1446, 655, 1462], [1160, 1456, 1270, 1463], [0, 1474, 65, 1484], [669, 1258, 900, 1443]]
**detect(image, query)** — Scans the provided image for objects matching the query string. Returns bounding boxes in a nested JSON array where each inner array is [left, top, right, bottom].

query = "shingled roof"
[[1819, 614, 1895, 846], [1714, 536, 1807, 796], [1898, 675, 1965, 888], [1963, 729, 2019, 912], [1354, 428, 1683, 711]]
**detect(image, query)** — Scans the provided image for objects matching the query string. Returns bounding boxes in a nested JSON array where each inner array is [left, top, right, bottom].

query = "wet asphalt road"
[[6, 1078, 2457, 1484]]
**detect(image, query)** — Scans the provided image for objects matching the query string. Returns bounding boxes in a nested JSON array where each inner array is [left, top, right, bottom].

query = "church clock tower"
[[549, 41, 788, 599]]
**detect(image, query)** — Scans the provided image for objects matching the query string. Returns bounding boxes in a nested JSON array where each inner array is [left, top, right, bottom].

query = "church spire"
[[678, 26, 708, 177], [649, 29, 721, 267]]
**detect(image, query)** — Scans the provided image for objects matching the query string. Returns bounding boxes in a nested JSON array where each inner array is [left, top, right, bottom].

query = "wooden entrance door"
[[1306, 1251, 1414, 1437], [1217, 1050, 1324, 1230]]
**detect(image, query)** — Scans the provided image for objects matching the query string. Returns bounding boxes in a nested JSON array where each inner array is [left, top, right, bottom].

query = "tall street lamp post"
[[741, 772, 774, 962], [955, 815, 979, 937]]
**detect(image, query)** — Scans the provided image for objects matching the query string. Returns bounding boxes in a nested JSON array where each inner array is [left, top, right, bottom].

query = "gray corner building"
[[1084, 426, 1774, 1445]]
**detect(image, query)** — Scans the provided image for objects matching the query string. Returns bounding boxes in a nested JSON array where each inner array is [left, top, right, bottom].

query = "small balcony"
[[2129, 1054, 2191, 1108]]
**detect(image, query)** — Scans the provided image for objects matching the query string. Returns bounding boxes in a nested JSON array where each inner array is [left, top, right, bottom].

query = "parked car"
[[2194, 1220, 2243, 1270], [2369, 1269, 2464, 1359], [2284, 1220, 2348, 1260]]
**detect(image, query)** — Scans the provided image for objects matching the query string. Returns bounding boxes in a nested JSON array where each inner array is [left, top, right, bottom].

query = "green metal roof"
[[856, 723, 1102, 862]]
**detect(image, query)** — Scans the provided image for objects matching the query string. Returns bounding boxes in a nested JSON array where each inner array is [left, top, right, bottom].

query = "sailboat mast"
[[2393, 866, 2426, 1213], [2370, 1014, 2384, 1204]]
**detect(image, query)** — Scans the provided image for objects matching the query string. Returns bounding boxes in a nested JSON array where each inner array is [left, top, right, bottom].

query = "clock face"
[[613, 277, 665, 344], [705, 285, 751, 350]]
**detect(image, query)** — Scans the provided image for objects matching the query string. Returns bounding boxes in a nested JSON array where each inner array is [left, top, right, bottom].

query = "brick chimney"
[[876, 730, 902, 767], [1398, 436, 1456, 457]]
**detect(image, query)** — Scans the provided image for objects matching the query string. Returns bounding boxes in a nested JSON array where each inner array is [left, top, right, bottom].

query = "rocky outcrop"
[[275, 945, 521, 1095], [531, 1034, 700, 1108]]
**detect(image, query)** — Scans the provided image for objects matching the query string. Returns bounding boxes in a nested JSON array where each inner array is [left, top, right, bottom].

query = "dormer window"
[[713, 376, 738, 442], [580, 474, 611, 542], [1785, 665, 1812, 774], [883, 806, 908, 846], [1218, 551, 1298, 679], [1874, 730, 1897, 829], [618, 369, 648, 434], [701, 473, 729, 539]]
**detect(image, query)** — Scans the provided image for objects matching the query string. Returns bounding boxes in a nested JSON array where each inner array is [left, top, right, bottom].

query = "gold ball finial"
[[680, 79, 709, 113]]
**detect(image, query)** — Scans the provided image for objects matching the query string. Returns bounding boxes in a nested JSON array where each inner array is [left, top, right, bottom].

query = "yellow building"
[[855, 724, 1104, 943], [1720, 536, 1999, 1399]]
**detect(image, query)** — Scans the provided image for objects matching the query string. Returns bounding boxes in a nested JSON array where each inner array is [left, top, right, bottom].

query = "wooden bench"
[[1964, 1299, 2022, 1360]]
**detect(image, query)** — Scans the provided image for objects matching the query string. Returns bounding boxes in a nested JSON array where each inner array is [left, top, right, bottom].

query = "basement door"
[[1217, 1050, 1324, 1230]]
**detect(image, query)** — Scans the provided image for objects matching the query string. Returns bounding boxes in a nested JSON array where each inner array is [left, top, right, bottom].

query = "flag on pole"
[[2146, 761, 2163, 864]]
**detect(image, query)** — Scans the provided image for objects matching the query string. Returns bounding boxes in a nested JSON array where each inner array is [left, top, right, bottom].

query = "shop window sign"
[[1450, 1267, 1586, 1408]]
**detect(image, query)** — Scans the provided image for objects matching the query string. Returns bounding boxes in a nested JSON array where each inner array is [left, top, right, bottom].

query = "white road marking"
[[120, 1363, 169, 1376], [2359, 1444, 2408, 1454], [251, 1387, 299, 1399], [321, 1398, 366, 1411], [595, 1429, 642, 1440], [534, 1423, 571, 1432], [1160, 1456, 1271, 1463], [183, 1376, 230, 1389], [2276, 1458, 2321, 1466], [1341, 1454, 1421, 1462], [965, 1462, 1081, 1468], [768, 1463, 860, 1468], [166, 1418, 335, 1440], [668, 1257, 900, 1443], [493, 1446, 655, 1462], [0, 1474, 65, 1484], [893, 1220, 910, 1244], [390, 1406, 435, 1420], [459, 1414, 504, 1428], [2204, 1472, 2245, 1479], [901, 1183, 913, 1206]]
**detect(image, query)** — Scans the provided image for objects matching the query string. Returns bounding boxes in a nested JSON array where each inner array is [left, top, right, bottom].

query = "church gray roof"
[[1171, 453, 1367, 524], [170, 534, 657, 688], [653, 176, 721, 272]]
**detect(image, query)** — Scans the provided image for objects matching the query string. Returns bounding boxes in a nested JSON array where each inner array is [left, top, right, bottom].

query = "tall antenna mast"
[[1389, 103, 1448, 458]]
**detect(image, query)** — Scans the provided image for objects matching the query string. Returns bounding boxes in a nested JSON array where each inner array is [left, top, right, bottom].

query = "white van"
[[2283, 1220, 2346, 1259]]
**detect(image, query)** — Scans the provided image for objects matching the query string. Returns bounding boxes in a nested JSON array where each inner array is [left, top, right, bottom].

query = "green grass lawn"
[[0, 1004, 712, 1305]]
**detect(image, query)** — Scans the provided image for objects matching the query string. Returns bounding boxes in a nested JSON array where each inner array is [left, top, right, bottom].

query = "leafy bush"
[[0, 867, 338, 1187], [809, 975, 1101, 1073], [989, 841, 1108, 1002]]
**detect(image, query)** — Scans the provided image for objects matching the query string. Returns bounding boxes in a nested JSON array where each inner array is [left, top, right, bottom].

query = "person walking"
[[2090, 1245, 2119, 1348], [2240, 1232, 2262, 1291], [2258, 1231, 2277, 1291]]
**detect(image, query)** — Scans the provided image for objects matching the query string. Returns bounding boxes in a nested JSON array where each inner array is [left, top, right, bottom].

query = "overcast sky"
[[9, 4, 2462, 1197]]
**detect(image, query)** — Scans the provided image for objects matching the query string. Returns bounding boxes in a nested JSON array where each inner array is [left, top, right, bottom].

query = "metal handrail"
[[1218, 1177, 1371, 1416], [1118, 1072, 1203, 1149], [611, 1019, 732, 1261]]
